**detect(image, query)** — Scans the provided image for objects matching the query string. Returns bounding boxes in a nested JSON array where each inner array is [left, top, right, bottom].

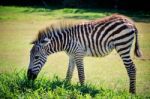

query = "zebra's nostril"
[[27, 69, 32, 79], [27, 69, 37, 80]]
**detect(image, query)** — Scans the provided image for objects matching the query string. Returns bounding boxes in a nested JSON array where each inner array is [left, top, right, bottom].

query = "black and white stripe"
[[28, 14, 142, 94]]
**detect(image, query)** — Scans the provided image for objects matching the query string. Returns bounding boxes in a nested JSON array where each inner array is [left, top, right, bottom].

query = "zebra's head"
[[27, 37, 51, 80]]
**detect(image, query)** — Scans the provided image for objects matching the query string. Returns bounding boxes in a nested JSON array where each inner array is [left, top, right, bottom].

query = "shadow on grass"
[[46, 76, 100, 97]]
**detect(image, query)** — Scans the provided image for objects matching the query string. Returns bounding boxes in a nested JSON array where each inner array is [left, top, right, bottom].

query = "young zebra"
[[27, 14, 142, 94]]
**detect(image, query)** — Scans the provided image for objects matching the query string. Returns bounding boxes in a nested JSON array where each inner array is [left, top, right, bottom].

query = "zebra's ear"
[[40, 37, 50, 45], [30, 40, 36, 44]]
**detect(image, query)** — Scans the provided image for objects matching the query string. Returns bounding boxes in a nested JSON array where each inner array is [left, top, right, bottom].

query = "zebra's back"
[[74, 14, 136, 57]]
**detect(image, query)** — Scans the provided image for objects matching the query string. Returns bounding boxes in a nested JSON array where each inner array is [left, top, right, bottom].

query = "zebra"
[[27, 14, 142, 94]]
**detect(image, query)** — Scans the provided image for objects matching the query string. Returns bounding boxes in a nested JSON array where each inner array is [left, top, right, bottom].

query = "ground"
[[0, 6, 150, 98]]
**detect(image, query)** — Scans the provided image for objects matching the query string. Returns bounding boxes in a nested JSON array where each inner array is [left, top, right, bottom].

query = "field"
[[0, 6, 150, 98]]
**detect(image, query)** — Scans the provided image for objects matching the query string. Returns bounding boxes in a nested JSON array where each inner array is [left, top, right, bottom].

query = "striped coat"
[[28, 14, 142, 94]]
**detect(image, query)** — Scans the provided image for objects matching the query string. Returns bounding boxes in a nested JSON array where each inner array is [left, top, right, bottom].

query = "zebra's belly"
[[85, 48, 93, 56], [85, 46, 114, 57]]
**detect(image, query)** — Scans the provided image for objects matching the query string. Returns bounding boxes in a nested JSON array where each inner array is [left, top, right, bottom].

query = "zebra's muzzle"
[[27, 69, 37, 80]]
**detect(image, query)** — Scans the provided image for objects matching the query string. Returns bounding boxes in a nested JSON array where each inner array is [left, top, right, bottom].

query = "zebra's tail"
[[134, 27, 142, 57]]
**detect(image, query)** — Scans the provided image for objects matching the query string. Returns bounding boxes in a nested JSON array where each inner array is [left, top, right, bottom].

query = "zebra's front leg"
[[75, 54, 85, 85], [66, 56, 75, 83]]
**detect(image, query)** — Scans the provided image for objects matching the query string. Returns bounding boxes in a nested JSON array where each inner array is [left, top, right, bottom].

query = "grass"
[[0, 6, 108, 21], [0, 71, 147, 99], [0, 6, 150, 98], [0, 6, 150, 21]]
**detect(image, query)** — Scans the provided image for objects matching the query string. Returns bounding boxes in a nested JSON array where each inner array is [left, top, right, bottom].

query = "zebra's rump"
[[79, 14, 136, 57]]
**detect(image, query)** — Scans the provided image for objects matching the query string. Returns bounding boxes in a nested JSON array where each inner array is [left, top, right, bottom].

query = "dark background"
[[0, 0, 150, 11]]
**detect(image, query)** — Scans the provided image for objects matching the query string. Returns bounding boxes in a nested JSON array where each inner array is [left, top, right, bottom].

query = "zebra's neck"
[[46, 27, 72, 54]]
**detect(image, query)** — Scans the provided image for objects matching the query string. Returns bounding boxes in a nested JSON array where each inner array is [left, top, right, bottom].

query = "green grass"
[[0, 6, 149, 21], [0, 71, 147, 99], [0, 6, 109, 21], [0, 6, 150, 98]]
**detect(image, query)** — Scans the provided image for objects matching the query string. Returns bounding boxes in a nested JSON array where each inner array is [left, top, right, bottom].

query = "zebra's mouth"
[[27, 69, 37, 80]]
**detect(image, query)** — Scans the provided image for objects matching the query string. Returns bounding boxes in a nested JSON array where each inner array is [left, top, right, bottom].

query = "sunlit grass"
[[0, 71, 147, 98]]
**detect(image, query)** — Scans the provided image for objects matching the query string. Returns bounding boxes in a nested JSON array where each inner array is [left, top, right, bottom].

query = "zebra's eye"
[[41, 40, 47, 44], [35, 56, 39, 59]]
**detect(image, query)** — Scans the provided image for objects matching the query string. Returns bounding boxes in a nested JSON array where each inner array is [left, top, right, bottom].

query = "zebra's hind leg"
[[123, 56, 136, 94], [124, 59, 136, 94], [65, 56, 75, 83], [115, 45, 136, 94]]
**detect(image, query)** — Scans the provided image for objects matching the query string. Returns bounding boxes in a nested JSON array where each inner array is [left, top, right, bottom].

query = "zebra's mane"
[[31, 20, 84, 44], [31, 14, 134, 44]]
